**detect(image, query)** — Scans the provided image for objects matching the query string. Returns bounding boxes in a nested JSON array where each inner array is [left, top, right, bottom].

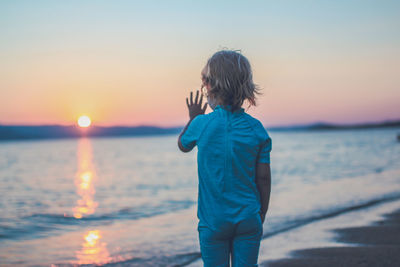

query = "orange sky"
[[1, 1, 399, 127]]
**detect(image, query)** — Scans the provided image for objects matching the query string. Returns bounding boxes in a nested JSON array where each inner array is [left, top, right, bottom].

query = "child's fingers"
[[195, 90, 199, 104], [199, 93, 203, 106], [190, 91, 193, 105], [186, 97, 189, 108]]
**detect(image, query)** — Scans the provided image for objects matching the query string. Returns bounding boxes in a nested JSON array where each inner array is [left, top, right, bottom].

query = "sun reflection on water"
[[73, 138, 98, 219], [74, 230, 112, 265], [71, 138, 113, 265]]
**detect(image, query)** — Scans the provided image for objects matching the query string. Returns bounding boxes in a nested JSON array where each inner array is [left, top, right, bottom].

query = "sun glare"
[[78, 116, 91, 128]]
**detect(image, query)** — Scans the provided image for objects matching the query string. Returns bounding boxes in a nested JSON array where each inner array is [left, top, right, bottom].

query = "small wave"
[[0, 222, 59, 240], [1, 199, 195, 241], [52, 252, 201, 267], [25, 199, 195, 222], [101, 252, 201, 267]]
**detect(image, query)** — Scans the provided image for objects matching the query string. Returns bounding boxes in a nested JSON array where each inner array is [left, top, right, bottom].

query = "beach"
[[1, 129, 399, 266], [260, 199, 400, 267]]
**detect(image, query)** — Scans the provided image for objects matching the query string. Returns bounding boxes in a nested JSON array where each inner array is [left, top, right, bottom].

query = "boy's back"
[[181, 105, 271, 230]]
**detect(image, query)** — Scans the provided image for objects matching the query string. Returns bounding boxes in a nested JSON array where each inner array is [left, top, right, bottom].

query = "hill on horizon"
[[0, 119, 399, 141]]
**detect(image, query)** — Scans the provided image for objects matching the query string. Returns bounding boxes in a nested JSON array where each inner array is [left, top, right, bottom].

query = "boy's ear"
[[205, 78, 212, 90]]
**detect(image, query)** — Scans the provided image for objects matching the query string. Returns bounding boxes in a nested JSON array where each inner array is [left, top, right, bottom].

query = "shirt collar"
[[215, 105, 245, 113]]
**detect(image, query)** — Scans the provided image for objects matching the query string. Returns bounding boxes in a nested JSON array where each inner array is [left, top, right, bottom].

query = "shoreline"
[[260, 199, 400, 267], [187, 199, 400, 267]]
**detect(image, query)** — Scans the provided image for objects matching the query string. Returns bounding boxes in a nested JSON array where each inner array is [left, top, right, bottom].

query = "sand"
[[262, 208, 400, 267]]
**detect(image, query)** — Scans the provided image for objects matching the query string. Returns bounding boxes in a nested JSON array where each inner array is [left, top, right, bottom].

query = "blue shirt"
[[181, 105, 272, 230]]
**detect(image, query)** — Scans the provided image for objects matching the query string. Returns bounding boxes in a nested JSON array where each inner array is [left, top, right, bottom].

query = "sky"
[[0, 0, 399, 127]]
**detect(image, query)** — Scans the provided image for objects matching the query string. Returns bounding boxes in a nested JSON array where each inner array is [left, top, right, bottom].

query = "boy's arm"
[[256, 162, 271, 223], [178, 118, 195, 152], [177, 90, 207, 153]]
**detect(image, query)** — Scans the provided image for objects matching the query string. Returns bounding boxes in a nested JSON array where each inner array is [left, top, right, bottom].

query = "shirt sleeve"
[[180, 115, 205, 150], [258, 136, 272, 163]]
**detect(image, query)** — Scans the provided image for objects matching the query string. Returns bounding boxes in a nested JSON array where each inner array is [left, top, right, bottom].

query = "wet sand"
[[262, 208, 400, 267]]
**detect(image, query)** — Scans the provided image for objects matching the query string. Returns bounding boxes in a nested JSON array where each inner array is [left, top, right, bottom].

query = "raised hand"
[[186, 90, 208, 120]]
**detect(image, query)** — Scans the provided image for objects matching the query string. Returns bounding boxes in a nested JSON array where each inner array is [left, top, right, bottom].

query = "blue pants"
[[198, 214, 263, 267]]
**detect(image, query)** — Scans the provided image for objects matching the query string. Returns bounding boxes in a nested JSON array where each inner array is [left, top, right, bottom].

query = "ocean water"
[[0, 128, 399, 266]]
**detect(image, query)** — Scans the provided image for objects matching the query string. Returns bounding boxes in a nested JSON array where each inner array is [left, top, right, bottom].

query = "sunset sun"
[[77, 115, 91, 128]]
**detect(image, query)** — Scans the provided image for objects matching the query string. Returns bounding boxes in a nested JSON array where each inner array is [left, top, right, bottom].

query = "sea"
[[0, 128, 400, 266]]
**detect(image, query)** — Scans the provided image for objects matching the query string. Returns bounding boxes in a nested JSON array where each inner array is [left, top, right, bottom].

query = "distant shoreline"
[[270, 120, 400, 132], [0, 120, 399, 141], [0, 125, 182, 141]]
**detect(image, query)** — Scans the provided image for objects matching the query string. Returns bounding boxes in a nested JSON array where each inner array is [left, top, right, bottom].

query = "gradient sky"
[[1, 0, 399, 127]]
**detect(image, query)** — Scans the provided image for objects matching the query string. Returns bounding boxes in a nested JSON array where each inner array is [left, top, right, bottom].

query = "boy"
[[178, 50, 272, 267]]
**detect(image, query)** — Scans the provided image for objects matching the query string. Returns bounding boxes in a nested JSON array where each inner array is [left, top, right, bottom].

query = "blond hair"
[[203, 50, 260, 111]]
